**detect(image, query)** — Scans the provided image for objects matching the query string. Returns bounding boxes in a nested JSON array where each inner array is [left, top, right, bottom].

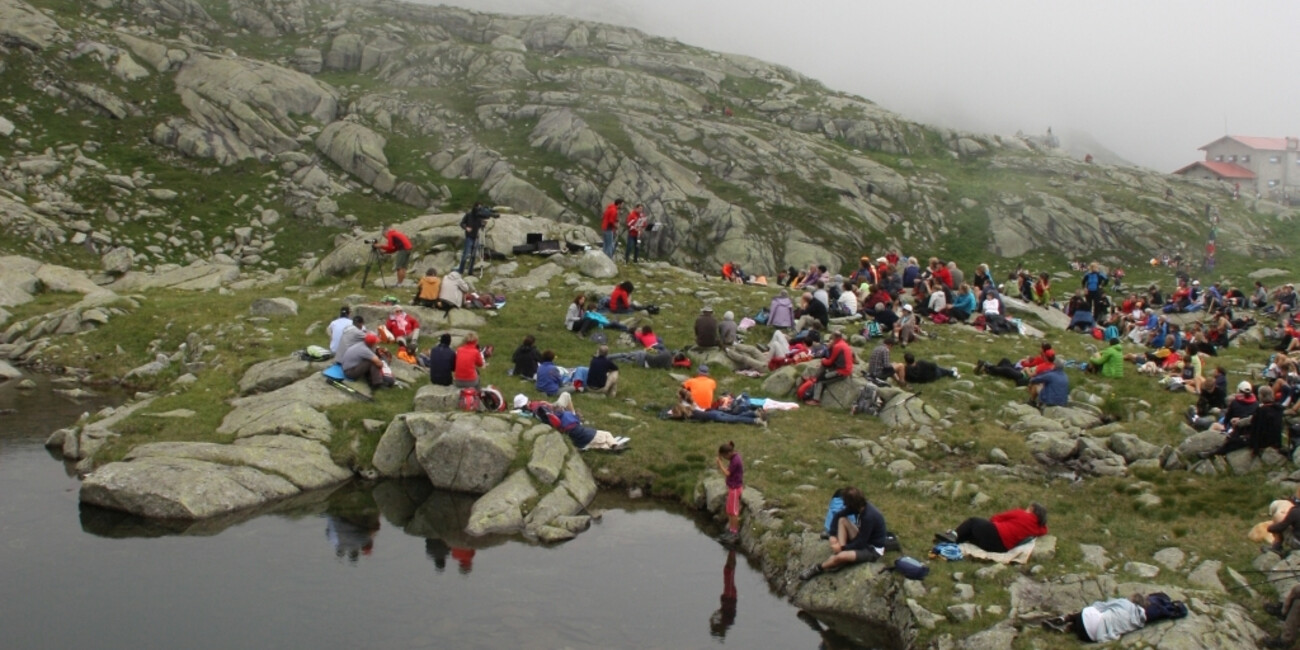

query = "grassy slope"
[[32, 250, 1289, 645]]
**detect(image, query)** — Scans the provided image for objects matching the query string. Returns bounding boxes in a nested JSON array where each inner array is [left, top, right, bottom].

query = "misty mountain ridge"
[[0, 0, 1288, 279]]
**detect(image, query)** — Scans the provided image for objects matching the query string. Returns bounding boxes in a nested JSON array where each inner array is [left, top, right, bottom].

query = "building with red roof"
[[1175, 135, 1299, 201]]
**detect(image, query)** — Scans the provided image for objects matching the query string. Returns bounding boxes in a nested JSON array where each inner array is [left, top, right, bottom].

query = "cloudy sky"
[[423, 0, 1298, 172]]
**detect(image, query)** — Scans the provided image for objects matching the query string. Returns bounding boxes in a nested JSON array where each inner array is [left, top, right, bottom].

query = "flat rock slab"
[[229, 374, 358, 411], [109, 263, 240, 292], [238, 356, 319, 395], [81, 456, 300, 520], [216, 399, 333, 443], [250, 297, 298, 316], [125, 438, 350, 490], [525, 485, 581, 534]]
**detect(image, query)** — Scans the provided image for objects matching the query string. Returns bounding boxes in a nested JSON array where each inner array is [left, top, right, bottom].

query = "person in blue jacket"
[[535, 349, 565, 398]]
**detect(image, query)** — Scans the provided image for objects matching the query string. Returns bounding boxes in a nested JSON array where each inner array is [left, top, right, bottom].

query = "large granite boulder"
[[0, 0, 67, 50], [790, 530, 913, 647], [412, 413, 519, 493], [371, 416, 423, 477], [574, 249, 617, 278], [527, 432, 567, 485], [412, 383, 459, 411], [464, 469, 536, 536], [80, 456, 299, 519], [1108, 432, 1163, 464], [124, 437, 350, 490], [249, 297, 298, 317], [237, 356, 315, 395], [315, 120, 396, 193]]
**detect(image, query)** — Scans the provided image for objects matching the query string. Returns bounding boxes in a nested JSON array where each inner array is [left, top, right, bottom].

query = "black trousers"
[[955, 517, 1007, 553]]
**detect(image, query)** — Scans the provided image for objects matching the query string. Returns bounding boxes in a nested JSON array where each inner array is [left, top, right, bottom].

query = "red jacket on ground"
[[454, 343, 483, 382], [991, 509, 1047, 550]]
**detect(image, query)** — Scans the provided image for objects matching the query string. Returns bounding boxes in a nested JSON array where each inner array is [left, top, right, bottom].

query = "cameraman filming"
[[458, 202, 496, 276], [373, 227, 412, 286]]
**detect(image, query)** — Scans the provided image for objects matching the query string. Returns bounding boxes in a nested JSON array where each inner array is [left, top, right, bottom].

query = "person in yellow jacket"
[[1088, 338, 1125, 378]]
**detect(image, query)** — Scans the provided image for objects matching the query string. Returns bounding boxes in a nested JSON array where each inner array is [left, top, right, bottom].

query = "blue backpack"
[[1144, 592, 1188, 621], [930, 542, 963, 561], [888, 556, 930, 580]]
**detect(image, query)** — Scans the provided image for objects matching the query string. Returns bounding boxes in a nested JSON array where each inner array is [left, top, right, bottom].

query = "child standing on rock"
[[716, 441, 743, 544]]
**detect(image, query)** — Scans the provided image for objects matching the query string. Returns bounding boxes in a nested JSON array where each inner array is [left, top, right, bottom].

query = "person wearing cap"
[[382, 307, 420, 345], [1206, 382, 1260, 438], [453, 332, 485, 388], [1087, 338, 1125, 378], [1204, 385, 1283, 459], [427, 334, 456, 386], [896, 303, 922, 346], [798, 486, 889, 580], [341, 332, 394, 389], [1028, 359, 1070, 408], [683, 365, 717, 409], [694, 306, 720, 349], [327, 306, 353, 355], [512, 390, 574, 416], [806, 331, 854, 405], [767, 289, 796, 329], [586, 345, 620, 398]]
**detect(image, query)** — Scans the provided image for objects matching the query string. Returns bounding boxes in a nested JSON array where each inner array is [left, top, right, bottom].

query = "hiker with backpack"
[[798, 487, 890, 580], [934, 503, 1048, 554]]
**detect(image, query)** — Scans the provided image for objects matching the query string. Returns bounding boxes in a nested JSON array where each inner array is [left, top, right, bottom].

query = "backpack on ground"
[[299, 345, 335, 362], [852, 383, 882, 415], [930, 542, 963, 561], [882, 531, 902, 552], [865, 320, 883, 338], [883, 556, 930, 580], [796, 377, 817, 401], [479, 386, 505, 412], [1143, 592, 1188, 621], [458, 388, 483, 412], [754, 306, 770, 325]]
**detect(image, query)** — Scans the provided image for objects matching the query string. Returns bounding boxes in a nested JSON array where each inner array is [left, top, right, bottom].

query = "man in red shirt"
[[382, 307, 420, 345], [453, 332, 485, 388], [808, 331, 854, 405], [373, 228, 413, 286], [929, 257, 953, 289], [601, 198, 624, 259], [625, 203, 646, 263]]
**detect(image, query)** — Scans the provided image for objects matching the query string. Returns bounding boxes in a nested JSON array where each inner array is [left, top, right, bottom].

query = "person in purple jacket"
[[716, 441, 743, 545]]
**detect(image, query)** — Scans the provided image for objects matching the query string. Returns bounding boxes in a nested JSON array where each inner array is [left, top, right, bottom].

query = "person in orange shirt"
[[682, 365, 717, 409]]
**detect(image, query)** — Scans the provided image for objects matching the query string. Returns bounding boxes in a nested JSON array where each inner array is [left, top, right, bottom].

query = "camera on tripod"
[[473, 205, 499, 220], [364, 238, 378, 245]]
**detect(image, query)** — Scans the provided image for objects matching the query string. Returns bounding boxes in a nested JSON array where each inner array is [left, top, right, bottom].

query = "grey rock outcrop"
[[464, 469, 536, 536], [315, 120, 396, 193], [81, 456, 300, 519], [237, 356, 317, 395], [249, 297, 298, 316]]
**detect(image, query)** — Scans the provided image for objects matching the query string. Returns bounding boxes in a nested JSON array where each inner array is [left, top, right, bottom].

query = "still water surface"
[[0, 379, 878, 649]]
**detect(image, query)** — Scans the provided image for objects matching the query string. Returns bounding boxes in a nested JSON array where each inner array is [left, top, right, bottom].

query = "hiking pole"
[[1230, 573, 1300, 592]]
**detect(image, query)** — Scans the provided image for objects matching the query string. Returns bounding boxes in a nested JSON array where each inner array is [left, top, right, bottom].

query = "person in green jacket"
[[1089, 338, 1125, 378]]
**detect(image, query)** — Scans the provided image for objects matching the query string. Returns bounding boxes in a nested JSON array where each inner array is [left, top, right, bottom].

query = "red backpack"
[[458, 388, 482, 411]]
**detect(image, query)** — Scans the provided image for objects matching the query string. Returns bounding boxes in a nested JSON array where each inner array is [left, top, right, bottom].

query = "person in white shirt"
[[327, 307, 353, 354]]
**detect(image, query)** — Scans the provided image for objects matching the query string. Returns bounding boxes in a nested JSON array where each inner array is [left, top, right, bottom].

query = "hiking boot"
[[798, 564, 824, 581], [974, 360, 987, 375], [1041, 616, 1070, 633], [934, 530, 958, 544], [1264, 602, 1286, 620]]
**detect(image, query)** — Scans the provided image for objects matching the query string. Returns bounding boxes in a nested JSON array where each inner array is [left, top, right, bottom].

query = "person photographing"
[[458, 202, 497, 276], [372, 227, 412, 286]]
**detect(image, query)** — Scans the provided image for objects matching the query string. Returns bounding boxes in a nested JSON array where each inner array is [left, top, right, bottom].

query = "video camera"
[[472, 205, 500, 220], [364, 238, 378, 244]]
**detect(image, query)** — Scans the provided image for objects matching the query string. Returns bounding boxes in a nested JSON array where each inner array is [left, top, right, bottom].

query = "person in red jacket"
[[382, 307, 420, 345], [453, 332, 485, 388], [373, 228, 413, 286], [625, 203, 646, 263], [929, 257, 953, 289], [609, 281, 635, 313], [935, 504, 1048, 553], [601, 198, 624, 259], [807, 331, 854, 405]]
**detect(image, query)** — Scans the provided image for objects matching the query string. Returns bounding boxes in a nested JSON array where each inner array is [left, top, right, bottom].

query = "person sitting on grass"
[[935, 503, 1048, 553], [947, 283, 976, 322], [586, 345, 619, 398], [1033, 272, 1052, 306], [609, 281, 636, 313], [1029, 359, 1070, 408], [682, 365, 718, 409], [798, 487, 889, 580], [1088, 338, 1125, 378], [511, 334, 540, 381], [427, 334, 455, 386], [413, 268, 447, 309], [865, 336, 904, 386], [900, 352, 959, 387], [535, 349, 568, 399]]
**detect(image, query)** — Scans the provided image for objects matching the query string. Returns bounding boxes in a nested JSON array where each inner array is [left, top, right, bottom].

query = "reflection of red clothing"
[[610, 284, 631, 311], [451, 547, 475, 570], [602, 203, 619, 231]]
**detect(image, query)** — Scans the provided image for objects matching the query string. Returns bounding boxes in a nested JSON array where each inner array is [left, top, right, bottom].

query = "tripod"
[[473, 219, 495, 274], [361, 246, 388, 289]]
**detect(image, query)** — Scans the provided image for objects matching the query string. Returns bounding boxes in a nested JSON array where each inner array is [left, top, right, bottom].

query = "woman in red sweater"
[[453, 332, 485, 388], [609, 281, 634, 313], [936, 503, 1047, 553]]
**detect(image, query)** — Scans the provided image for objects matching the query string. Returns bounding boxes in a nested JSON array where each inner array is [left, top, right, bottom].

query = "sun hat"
[[513, 394, 529, 410], [1238, 381, 1253, 393]]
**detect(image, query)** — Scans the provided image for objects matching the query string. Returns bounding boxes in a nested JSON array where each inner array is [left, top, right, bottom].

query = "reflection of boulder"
[[79, 483, 338, 538], [402, 485, 509, 550]]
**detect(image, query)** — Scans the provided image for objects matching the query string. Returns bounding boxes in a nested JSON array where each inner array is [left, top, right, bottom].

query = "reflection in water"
[[710, 549, 738, 638], [323, 482, 381, 563]]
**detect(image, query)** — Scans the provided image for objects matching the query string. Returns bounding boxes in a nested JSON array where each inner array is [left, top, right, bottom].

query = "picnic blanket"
[[959, 538, 1036, 564]]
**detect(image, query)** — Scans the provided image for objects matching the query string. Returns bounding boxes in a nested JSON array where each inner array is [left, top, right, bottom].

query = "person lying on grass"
[[934, 503, 1047, 553]]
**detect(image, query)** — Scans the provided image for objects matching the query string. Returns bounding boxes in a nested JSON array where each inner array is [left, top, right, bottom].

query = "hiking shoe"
[[805, 400, 821, 407], [951, 369, 961, 379], [1041, 616, 1069, 633], [974, 360, 987, 375], [1264, 602, 1286, 620], [934, 530, 958, 544], [797, 564, 824, 581]]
